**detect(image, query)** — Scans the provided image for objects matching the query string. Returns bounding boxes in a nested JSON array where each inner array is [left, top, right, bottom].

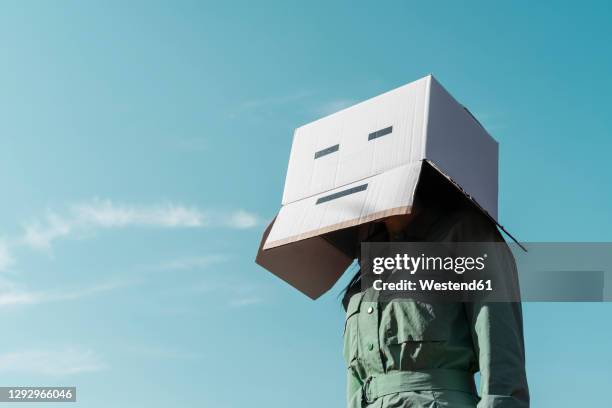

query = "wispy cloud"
[[229, 89, 363, 130], [226, 90, 316, 124], [156, 255, 228, 272], [20, 199, 259, 251], [0, 241, 14, 272], [225, 209, 260, 229], [73, 200, 205, 228], [0, 279, 128, 307], [23, 214, 72, 251], [314, 98, 359, 117], [148, 254, 266, 307], [0, 348, 106, 375], [228, 295, 264, 307]]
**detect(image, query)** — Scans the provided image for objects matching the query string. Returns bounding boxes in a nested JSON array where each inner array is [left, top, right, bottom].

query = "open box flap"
[[263, 162, 422, 250]]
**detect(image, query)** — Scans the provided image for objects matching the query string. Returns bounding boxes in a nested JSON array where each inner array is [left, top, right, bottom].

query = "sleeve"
[[449, 210, 530, 407], [465, 301, 529, 407], [346, 367, 362, 408]]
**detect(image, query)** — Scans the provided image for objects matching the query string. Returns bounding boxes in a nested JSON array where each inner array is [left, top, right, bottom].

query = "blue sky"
[[0, 1, 611, 407]]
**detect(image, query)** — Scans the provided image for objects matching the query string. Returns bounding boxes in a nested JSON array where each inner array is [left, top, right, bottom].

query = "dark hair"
[[339, 162, 474, 309], [339, 222, 384, 310]]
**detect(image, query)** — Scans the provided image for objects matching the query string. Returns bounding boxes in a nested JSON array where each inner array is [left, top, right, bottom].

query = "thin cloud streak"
[[0, 241, 14, 272], [23, 213, 72, 251], [228, 295, 264, 307], [0, 348, 106, 375], [226, 90, 316, 124], [226, 210, 260, 229], [156, 255, 228, 271], [0, 280, 128, 307], [74, 199, 205, 228], [314, 97, 359, 117], [20, 199, 259, 251]]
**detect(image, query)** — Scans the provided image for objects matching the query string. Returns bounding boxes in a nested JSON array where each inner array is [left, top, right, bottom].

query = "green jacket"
[[343, 209, 529, 407]]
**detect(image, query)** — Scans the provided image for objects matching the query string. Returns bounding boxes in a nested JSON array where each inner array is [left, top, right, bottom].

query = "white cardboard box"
[[256, 74, 507, 299]]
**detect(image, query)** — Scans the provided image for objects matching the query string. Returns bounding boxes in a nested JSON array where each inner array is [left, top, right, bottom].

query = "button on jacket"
[[343, 209, 529, 408]]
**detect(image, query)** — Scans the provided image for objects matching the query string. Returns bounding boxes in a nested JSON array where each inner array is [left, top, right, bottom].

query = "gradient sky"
[[0, 1, 611, 407]]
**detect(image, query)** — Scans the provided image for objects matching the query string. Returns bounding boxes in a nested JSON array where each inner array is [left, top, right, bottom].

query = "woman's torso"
[[342, 208, 499, 408]]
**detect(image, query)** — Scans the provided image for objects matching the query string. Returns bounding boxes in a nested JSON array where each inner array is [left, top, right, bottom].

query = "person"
[[340, 167, 529, 408]]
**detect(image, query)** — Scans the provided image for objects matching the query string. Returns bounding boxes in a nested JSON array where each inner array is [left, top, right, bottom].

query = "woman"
[[341, 170, 529, 408]]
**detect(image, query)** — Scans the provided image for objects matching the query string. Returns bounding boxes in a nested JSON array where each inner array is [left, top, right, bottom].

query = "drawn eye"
[[314, 144, 339, 159], [368, 126, 393, 141]]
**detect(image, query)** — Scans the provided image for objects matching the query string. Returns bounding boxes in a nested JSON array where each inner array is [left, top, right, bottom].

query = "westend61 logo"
[[372, 253, 488, 275]]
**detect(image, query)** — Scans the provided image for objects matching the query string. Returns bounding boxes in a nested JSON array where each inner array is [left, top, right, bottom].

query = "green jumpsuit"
[[343, 209, 529, 408]]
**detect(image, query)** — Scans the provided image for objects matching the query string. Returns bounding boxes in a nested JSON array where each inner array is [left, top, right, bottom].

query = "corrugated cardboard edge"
[[263, 160, 524, 252], [263, 205, 412, 250]]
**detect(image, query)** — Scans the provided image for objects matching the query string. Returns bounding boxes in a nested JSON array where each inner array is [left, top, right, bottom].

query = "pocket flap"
[[383, 301, 451, 343]]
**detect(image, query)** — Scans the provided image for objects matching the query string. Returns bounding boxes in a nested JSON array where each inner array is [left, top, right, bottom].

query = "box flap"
[[425, 76, 499, 220], [264, 162, 422, 250], [255, 218, 353, 299]]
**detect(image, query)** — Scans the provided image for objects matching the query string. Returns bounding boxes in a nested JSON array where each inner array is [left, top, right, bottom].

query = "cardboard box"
[[256, 74, 510, 299]]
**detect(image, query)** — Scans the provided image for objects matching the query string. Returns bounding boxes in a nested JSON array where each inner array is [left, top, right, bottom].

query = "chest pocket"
[[380, 301, 458, 371], [381, 301, 456, 344]]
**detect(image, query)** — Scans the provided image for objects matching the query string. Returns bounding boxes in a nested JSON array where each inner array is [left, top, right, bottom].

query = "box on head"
[[256, 75, 517, 299]]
